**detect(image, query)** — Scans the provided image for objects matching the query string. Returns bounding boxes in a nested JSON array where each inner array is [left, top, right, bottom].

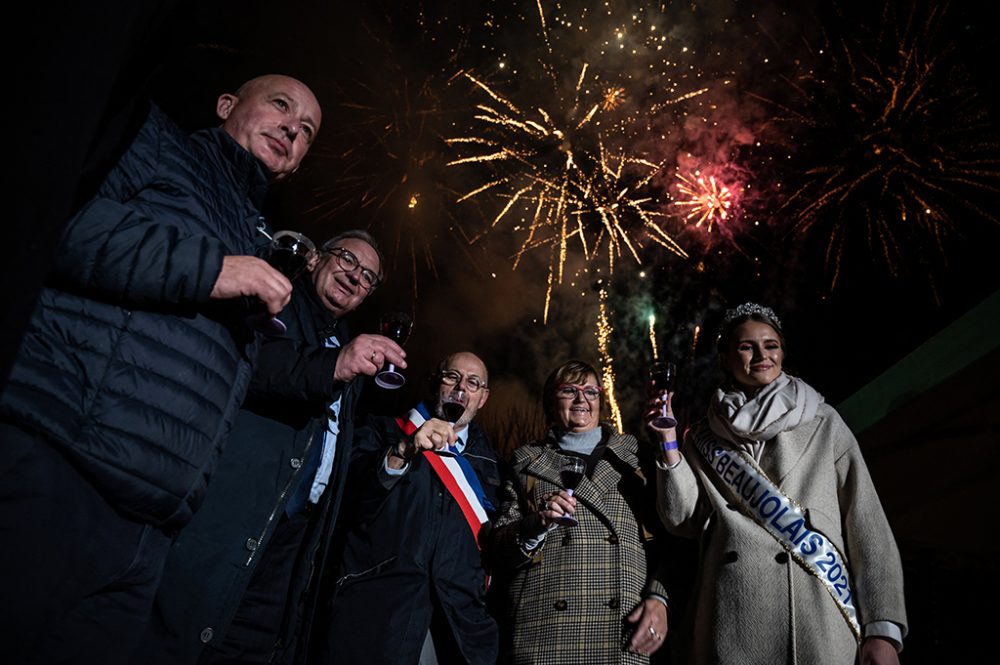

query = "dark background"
[[7, 0, 999, 660]]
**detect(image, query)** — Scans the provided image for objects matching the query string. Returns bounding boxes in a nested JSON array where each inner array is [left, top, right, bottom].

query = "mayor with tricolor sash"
[[652, 303, 907, 665], [321, 351, 500, 665]]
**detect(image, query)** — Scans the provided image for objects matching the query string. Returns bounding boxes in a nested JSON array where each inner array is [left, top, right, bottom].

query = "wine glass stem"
[[566, 489, 574, 497]]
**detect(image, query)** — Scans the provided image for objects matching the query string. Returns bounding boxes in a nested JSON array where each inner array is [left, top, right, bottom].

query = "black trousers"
[[198, 509, 312, 665], [0, 422, 172, 665]]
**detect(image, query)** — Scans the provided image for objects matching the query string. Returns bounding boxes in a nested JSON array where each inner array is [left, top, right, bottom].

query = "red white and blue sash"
[[396, 403, 492, 549]]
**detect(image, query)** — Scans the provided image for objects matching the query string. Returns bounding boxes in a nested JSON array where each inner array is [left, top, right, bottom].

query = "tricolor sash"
[[396, 404, 492, 549], [691, 428, 862, 639]]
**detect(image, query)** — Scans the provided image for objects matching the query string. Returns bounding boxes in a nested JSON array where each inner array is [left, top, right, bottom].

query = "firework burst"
[[768, 1, 1000, 288], [444, 2, 738, 320], [673, 171, 734, 232]]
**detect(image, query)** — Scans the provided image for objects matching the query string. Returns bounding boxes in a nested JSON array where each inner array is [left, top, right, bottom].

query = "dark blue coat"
[[0, 105, 270, 530], [139, 276, 362, 664], [323, 413, 501, 665]]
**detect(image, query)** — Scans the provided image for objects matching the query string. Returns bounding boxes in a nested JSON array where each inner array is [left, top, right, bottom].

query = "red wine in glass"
[[441, 400, 465, 424], [374, 312, 412, 389], [649, 360, 677, 429], [267, 247, 309, 278], [556, 456, 585, 525], [247, 230, 315, 336]]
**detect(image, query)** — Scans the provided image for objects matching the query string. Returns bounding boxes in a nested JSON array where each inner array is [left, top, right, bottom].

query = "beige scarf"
[[707, 373, 823, 460]]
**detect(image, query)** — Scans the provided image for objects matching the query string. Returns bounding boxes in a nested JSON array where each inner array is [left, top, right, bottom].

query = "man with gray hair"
[[138, 229, 405, 665]]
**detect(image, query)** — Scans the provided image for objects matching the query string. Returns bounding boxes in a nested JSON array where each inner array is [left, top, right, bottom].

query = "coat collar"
[[193, 127, 271, 209], [525, 423, 637, 531], [296, 274, 343, 340]]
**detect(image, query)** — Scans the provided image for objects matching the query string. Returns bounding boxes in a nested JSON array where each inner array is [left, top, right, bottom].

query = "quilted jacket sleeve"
[[48, 109, 225, 306]]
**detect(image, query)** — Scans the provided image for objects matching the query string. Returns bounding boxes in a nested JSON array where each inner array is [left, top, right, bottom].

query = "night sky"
[[140, 0, 1000, 434]]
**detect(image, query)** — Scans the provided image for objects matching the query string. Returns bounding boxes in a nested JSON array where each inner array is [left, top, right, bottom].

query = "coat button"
[[561, 535, 572, 546], [245, 538, 258, 551], [554, 599, 568, 611], [775, 552, 789, 564], [200, 627, 214, 643], [606, 596, 620, 609], [290, 457, 302, 469], [606, 534, 619, 545], [723, 551, 738, 563]]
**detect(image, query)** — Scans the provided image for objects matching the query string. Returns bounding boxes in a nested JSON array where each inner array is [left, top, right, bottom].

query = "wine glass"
[[374, 311, 412, 389], [440, 389, 466, 426], [648, 360, 677, 429], [555, 456, 586, 526], [247, 230, 316, 336]]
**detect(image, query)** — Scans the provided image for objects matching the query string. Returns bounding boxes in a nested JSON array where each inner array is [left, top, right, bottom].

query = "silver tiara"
[[721, 302, 782, 330]]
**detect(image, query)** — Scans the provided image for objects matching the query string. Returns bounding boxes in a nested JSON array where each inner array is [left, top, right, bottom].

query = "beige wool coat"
[[489, 426, 669, 665], [658, 403, 907, 665]]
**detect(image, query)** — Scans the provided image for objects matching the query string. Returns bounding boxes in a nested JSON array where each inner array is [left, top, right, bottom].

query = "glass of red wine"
[[374, 311, 412, 389], [440, 389, 466, 426], [648, 360, 677, 429], [555, 455, 585, 526], [247, 230, 316, 336]]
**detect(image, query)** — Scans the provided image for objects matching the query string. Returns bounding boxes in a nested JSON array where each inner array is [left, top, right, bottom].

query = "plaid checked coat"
[[488, 425, 669, 665]]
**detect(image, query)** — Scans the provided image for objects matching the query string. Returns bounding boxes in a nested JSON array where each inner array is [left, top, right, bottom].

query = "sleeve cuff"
[[645, 593, 669, 608], [655, 456, 684, 470], [379, 452, 409, 489], [863, 621, 904, 653]]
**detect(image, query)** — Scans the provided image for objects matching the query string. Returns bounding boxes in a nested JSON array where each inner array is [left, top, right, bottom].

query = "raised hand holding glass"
[[374, 311, 412, 389], [648, 360, 677, 429], [555, 456, 585, 526], [247, 230, 315, 336]]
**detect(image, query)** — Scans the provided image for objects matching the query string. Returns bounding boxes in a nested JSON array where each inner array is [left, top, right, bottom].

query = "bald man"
[[322, 352, 500, 665], [0, 74, 322, 665]]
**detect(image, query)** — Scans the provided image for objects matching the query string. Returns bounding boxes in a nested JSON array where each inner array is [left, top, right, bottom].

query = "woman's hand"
[[644, 392, 681, 465], [626, 597, 668, 656], [860, 637, 900, 665], [644, 391, 677, 436], [537, 490, 576, 528]]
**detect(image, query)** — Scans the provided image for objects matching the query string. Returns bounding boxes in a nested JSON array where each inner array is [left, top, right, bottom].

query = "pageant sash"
[[691, 428, 862, 639], [396, 404, 491, 548]]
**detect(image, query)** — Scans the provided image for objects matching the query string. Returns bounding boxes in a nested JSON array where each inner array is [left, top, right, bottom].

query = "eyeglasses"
[[557, 384, 602, 401], [440, 370, 487, 393], [324, 248, 380, 292]]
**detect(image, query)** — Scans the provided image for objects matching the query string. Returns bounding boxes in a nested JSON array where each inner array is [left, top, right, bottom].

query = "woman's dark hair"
[[541, 359, 603, 425]]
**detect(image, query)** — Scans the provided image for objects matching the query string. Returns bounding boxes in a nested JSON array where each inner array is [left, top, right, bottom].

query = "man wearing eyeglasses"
[[320, 351, 500, 665], [138, 230, 405, 665]]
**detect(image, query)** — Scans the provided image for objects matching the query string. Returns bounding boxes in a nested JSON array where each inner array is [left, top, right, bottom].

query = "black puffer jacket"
[[0, 104, 270, 530]]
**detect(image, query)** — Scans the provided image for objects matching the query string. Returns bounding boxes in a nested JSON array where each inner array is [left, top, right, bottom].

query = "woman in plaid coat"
[[488, 360, 670, 665]]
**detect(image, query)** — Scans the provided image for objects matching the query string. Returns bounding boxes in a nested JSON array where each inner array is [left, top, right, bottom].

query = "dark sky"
[[139, 0, 1000, 433]]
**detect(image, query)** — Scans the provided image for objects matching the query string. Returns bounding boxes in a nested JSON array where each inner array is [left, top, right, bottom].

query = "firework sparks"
[[673, 171, 734, 232], [596, 287, 623, 433], [648, 313, 659, 361], [690, 324, 701, 357], [602, 86, 625, 111]]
